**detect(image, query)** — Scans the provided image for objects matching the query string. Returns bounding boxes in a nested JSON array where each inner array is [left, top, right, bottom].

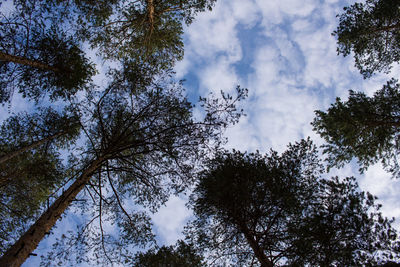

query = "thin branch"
[[87, 179, 111, 206], [52, 214, 100, 258], [98, 169, 113, 264], [106, 162, 135, 225], [85, 185, 96, 204]]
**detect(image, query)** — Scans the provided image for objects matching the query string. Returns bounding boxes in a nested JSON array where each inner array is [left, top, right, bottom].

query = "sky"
[[151, 0, 400, 247], [8, 0, 400, 265]]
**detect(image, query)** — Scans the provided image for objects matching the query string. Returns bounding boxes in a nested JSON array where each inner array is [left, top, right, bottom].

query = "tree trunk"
[[240, 224, 274, 267], [0, 132, 66, 165], [147, 0, 155, 40], [0, 51, 59, 72], [147, 0, 155, 27], [0, 157, 105, 267]]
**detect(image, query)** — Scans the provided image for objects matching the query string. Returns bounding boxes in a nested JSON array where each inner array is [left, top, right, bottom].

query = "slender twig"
[[98, 169, 113, 264], [106, 162, 134, 225]]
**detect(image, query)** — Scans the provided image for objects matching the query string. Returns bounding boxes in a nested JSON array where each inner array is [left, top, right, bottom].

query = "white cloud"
[[230, 0, 260, 27], [224, 116, 259, 152], [199, 55, 241, 94], [185, 7, 239, 60], [176, 0, 254, 80], [255, 0, 316, 25], [151, 196, 192, 245], [360, 164, 400, 227], [177, 0, 400, 232]]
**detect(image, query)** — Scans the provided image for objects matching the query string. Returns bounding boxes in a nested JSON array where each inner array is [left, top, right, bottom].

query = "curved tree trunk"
[[0, 51, 59, 72], [0, 157, 105, 267]]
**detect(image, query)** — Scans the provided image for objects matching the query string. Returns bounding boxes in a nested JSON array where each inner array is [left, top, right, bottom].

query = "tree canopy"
[[325, 0, 400, 178], [312, 79, 400, 178], [334, 0, 400, 78], [0, 0, 95, 103], [186, 139, 400, 266], [0, 62, 246, 266], [132, 240, 204, 266], [0, 0, 216, 103], [0, 107, 81, 254], [73, 0, 217, 67]]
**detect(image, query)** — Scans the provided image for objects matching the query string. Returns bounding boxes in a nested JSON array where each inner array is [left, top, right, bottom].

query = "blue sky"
[[152, 0, 400, 247], [9, 0, 400, 265]]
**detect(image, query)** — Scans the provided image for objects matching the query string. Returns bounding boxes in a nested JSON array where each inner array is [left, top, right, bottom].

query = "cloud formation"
[[153, 0, 400, 246]]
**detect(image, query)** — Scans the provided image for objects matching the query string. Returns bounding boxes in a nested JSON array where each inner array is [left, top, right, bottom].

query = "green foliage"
[[132, 240, 204, 266], [0, 150, 64, 254], [72, 0, 216, 67], [24, 0, 216, 69], [0, 1, 95, 103], [186, 139, 400, 266], [312, 79, 400, 177], [0, 107, 80, 253], [16, 31, 96, 102], [36, 65, 246, 266], [0, 107, 81, 152], [334, 0, 400, 78], [0, 0, 216, 103]]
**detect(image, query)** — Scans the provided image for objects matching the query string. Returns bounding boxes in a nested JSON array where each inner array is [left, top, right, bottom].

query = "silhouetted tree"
[[312, 79, 400, 178], [0, 107, 81, 254], [132, 240, 204, 266], [0, 0, 95, 103], [334, 0, 400, 78], [0, 64, 246, 266], [186, 139, 400, 266]]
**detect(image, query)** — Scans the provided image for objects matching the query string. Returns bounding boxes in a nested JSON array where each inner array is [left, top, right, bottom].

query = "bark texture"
[[0, 157, 105, 267], [147, 0, 155, 27]]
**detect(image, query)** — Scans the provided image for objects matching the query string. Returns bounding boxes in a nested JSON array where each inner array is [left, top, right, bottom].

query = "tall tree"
[[312, 78, 400, 178], [0, 107, 81, 254], [186, 139, 400, 266], [0, 65, 246, 266], [0, 150, 65, 255], [334, 0, 400, 78], [132, 240, 204, 266], [1, 0, 216, 103], [0, 0, 95, 103], [287, 175, 399, 266], [61, 0, 216, 67], [0, 107, 80, 166]]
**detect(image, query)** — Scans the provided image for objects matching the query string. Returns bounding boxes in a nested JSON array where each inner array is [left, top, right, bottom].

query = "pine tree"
[[312, 79, 400, 178], [0, 64, 246, 266], [73, 0, 217, 67], [0, 107, 80, 254], [334, 0, 400, 78], [132, 240, 204, 266], [0, 1, 95, 103], [186, 139, 400, 266]]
